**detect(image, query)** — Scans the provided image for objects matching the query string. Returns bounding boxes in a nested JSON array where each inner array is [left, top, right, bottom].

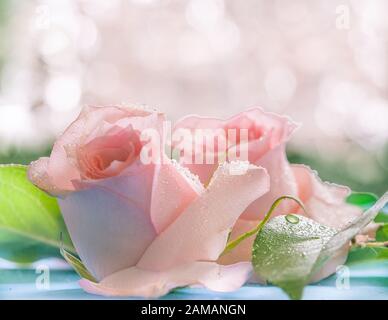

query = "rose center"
[[78, 128, 142, 179], [225, 119, 264, 144]]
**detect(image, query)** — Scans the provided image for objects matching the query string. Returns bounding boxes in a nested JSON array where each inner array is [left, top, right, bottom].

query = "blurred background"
[[0, 0, 387, 195]]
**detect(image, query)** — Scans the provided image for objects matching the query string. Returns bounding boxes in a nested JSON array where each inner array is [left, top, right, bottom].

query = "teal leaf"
[[252, 193, 388, 300], [0, 165, 75, 263]]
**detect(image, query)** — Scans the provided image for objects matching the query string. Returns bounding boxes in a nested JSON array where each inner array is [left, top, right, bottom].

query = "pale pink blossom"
[[175, 108, 364, 282], [28, 105, 271, 297]]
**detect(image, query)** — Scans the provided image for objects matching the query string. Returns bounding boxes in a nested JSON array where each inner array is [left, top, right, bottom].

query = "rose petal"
[[174, 108, 299, 218], [292, 164, 363, 229], [174, 107, 298, 144], [217, 218, 258, 265], [58, 163, 157, 281], [242, 145, 298, 220], [151, 159, 204, 234], [179, 163, 219, 187], [48, 106, 129, 192], [138, 161, 270, 271], [42, 105, 164, 194], [174, 115, 223, 131], [309, 244, 349, 283], [79, 261, 252, 298], [28, 157, 69, 197]]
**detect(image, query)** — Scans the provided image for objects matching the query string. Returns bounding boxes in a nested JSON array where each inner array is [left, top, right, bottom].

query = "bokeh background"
[[0, 0, 387, 195]]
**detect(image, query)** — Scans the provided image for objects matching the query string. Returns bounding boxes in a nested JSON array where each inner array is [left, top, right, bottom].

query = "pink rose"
[[174, 108, 299, 220], [174, 108, 364, 281], [28, 105, 271, 297]]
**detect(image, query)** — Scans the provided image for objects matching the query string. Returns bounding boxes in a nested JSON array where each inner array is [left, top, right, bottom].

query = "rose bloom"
[[28, 105, 272, 297], [28, 105, 369, 297], [174, 108, 364, 280]]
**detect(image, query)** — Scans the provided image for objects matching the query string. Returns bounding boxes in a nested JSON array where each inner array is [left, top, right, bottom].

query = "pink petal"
[[150, 160, 204, 234], [43, 105, 164, 194], [173, 115, 223, 184], [292, 164, 363, 229], [48, 106, 128, 192], [177, 163, 218, 187], [242, 145, 298, 220], [226, 108, 299, 149], [174, 108, 299, 217], [174, 115, 223, 131], [310, 244, 349, 283], [101, 108, 165, 140], [79, 261, 252, 298], [28, 157, 69, 197], [58, 163, 157, 281], [174, 107, 298, 142], [217, 219, 258, 265], [138, 162, 270, 271]]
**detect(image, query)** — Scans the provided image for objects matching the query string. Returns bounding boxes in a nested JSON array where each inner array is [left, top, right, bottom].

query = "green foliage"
[[345, 192, 388, 265], [346, 192, 377, 208], [0, 165, 75, 263], [60, 244, 96, 282], [0, 146, 52, 166], [0, 0, 11, 74], [252, 192, 388, 299], [376, 224, 388, 242], [288, 146, 388, 197], [347, 247, 388, 264], [252, 215, 336, 300]]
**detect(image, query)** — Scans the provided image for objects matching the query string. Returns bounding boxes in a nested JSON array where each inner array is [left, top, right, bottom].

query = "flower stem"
[[220, 195, 306, 256], [355, 241, 388, 248]]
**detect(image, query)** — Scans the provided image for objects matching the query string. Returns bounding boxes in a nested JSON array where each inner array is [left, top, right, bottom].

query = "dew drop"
[[285, 214, 299, 224]]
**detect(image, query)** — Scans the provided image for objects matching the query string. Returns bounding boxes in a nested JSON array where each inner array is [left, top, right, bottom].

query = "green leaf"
[[346, 192, 378, 207], [252, 215, 337, 300], [346, 246, 388, 264], [222, 195, 306, 256], [0, 165, 75, 263], [346, 192, 388, 222], [60, 244, 96, 282], [375, 209, 388, 223], [252, 193, 388, 300], [312, 193, 387, 276], [376, 224, 388, 242]]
